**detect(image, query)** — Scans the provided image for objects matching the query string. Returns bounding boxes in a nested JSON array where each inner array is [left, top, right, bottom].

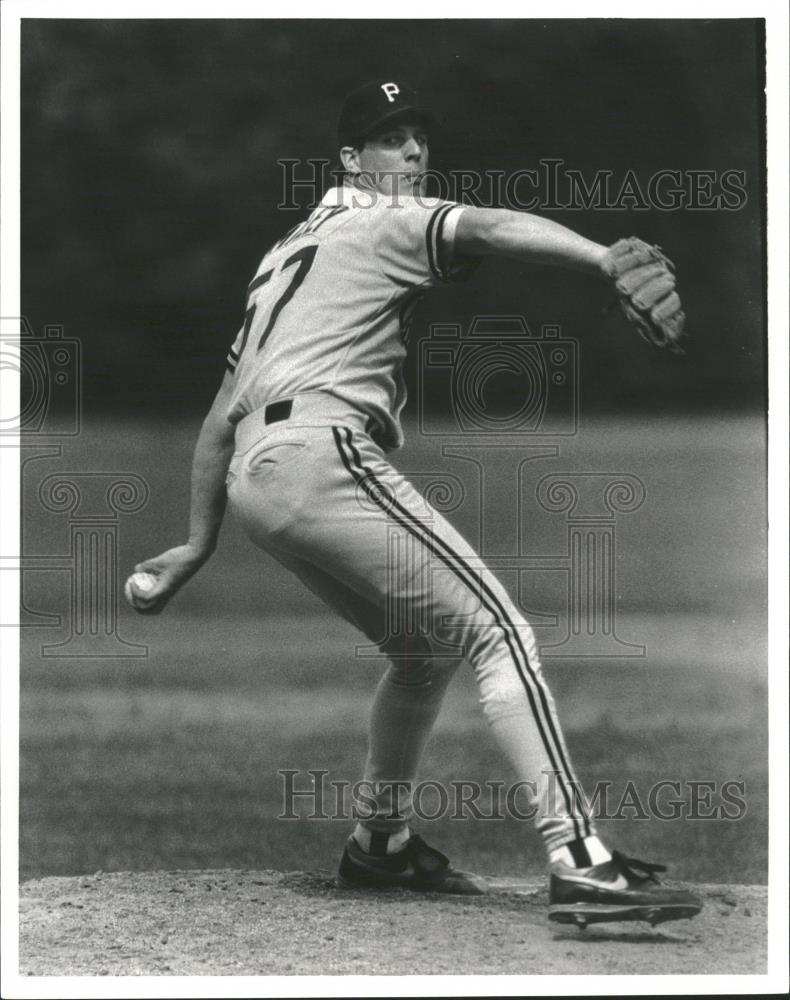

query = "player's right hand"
[[124, 544, 208, 615]]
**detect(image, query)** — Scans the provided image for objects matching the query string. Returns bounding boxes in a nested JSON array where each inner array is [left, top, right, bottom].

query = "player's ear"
[[340, 145, 361, 175]]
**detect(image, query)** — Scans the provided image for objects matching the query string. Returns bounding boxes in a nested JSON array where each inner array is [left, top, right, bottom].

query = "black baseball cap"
[[337, 80, 434, 149]]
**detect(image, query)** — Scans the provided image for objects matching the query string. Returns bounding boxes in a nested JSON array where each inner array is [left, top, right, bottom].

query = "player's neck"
[[343, 173, 417, 205]]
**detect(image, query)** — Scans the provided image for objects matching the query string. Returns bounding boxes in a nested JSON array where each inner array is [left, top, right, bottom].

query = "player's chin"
[[399, 175, 426, 198]]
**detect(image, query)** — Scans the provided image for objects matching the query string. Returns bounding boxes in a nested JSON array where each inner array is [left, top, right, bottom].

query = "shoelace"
[[612, 850, 667, 884], [406, 834, 449, 874]]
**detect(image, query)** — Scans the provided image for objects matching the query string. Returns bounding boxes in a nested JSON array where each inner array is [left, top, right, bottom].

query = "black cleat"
[[549, 851, 702, 927], [337, 834, 488, 895]]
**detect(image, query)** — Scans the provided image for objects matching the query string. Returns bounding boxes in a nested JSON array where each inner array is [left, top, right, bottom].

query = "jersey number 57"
[[237, 244, 318, 360]]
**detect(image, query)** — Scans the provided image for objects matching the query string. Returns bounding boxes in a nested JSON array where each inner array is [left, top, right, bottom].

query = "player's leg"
[[325, 430, 703, 920], [229, 478, 479, 891], [336, 431, 702, 926], [228, 426, 491, 892], [229, 422, 590, 854], [332, 427, 597, 853], [251, 541, 464, 840], [228, 422, 702, 918]]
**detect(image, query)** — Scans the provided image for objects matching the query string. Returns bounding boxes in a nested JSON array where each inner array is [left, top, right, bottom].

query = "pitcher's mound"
[[19, 869, 765, 976]]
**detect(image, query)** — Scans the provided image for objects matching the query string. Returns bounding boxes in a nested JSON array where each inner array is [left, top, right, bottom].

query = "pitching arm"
[[454, 209, 686, 352], [184, 369, 237, 558], [127, 371, 237, 614], [454, 206, 607, 274]]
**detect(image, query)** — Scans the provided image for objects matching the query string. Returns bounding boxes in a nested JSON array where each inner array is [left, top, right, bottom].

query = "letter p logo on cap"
[[381, 82, 401, 103]]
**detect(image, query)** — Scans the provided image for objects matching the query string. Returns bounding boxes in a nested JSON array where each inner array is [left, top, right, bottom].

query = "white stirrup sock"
[[353, 823, 411, 855], [549, 835, 612, 868]]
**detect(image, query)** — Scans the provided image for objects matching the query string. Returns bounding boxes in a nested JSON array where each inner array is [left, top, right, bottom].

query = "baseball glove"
[[600, 237, 687, 354]]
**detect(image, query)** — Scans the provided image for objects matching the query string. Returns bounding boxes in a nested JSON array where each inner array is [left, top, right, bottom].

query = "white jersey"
[[225, 183, 474, 450]]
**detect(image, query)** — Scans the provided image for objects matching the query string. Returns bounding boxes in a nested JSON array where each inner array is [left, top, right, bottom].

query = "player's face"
[[356, 121, 430, 197]]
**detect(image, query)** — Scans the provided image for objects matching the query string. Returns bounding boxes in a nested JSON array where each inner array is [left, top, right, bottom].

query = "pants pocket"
[[244, 439, 309, 476]]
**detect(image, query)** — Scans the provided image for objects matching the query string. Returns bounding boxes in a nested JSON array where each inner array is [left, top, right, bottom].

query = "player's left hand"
[[600, 237, 687, 354], [125, 544, 208, 615]]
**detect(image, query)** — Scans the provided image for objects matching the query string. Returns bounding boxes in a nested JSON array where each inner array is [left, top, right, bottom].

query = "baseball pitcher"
[[126, 80, 698, 928]]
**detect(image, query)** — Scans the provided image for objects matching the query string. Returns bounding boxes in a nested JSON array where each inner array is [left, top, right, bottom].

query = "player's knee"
[[476, 669, 532, 722], [378, 629, 432, 662], [464, 618, 536, 667], [470, 630, 552, 722], [386, 654, 462, 689]]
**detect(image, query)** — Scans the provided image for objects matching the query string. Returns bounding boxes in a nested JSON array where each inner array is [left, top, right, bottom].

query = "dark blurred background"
[[21, 18, 765, 419]]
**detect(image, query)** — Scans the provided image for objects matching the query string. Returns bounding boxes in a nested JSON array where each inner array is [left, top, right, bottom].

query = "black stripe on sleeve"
[[425, 204, 455, 282], [226, 346, 239, 374], [434, 205, 456, 280], [434, 205, 482, 285]]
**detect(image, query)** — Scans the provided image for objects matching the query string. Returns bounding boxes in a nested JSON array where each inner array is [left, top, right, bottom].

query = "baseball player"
[[127, 80, 699, 928]]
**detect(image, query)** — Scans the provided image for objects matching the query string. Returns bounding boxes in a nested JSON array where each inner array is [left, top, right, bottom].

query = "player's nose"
[[403, 137, 424, 160]]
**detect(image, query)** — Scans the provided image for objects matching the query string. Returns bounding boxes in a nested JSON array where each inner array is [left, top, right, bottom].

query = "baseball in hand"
[[125, 571, 157, 605]]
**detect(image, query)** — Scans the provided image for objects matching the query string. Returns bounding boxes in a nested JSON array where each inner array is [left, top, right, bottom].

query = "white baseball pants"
[[226, 394, 595, 852]]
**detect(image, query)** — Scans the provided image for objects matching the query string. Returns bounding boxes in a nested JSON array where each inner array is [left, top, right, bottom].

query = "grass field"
[[19, 412, 768, 885]]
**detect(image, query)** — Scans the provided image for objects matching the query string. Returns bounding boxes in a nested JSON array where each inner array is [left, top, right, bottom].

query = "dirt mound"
[[19, 869, 765, 976]]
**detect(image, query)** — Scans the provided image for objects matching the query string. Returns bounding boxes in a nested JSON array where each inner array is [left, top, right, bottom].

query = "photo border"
[[1, 2, 787, 996]]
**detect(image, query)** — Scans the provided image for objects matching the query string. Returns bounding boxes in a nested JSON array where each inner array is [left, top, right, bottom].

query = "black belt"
[[263, 397, 381, 442], [264, 399, 293, 424]]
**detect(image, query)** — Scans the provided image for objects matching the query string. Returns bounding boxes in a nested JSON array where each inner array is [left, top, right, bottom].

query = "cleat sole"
[[549, 901, 701, 927]]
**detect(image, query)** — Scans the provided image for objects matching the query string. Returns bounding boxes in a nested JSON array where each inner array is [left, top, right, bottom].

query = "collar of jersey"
[[322, 182, 442, 211]]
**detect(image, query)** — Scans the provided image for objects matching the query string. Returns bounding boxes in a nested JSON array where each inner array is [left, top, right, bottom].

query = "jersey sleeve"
[[378, 198, 479, 287]]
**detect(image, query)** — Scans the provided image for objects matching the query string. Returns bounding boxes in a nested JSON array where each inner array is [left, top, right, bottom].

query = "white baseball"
[[131, 571, 157, 592], [125, 571, 157, 605]]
